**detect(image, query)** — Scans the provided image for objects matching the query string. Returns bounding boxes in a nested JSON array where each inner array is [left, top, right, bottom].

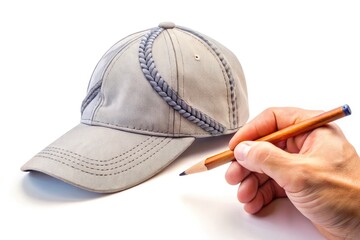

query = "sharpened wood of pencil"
[[179, 104, 352, 176]]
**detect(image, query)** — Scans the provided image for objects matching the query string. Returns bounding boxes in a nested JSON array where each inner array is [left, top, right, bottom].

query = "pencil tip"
[[179, 171, 186, 176]]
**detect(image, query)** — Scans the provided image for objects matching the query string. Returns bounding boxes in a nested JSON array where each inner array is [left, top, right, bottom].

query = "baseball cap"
[[21, 22, 249, 193]]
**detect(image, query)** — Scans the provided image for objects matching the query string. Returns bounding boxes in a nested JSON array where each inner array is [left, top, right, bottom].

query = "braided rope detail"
[[178, 26, 238, 127], [138, 28, 225, 135], [81, 80, 102, 113]]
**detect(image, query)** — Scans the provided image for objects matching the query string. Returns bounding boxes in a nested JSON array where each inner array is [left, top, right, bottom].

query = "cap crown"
[[81, 24, 248, 137]]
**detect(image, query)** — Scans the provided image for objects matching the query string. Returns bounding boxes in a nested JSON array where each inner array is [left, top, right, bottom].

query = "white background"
[[1, 1, 359, 239]]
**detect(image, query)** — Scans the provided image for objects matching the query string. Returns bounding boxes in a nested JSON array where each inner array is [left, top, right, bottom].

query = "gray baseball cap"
[[21, 22, 249, 193]]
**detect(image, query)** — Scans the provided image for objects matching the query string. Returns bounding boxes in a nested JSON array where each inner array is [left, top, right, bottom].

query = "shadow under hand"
[[22, 171, 104, 202], [181, 194, 319, 240]]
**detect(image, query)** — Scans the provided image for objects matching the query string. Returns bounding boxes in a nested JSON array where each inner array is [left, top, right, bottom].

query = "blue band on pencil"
[[342, 104, 352, 116]]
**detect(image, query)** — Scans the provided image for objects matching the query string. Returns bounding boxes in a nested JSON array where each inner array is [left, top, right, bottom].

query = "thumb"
[[234, 141, 298, 187]]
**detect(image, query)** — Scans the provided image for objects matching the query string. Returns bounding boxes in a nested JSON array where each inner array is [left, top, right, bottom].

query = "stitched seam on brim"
[[35, 138, 172, 176]]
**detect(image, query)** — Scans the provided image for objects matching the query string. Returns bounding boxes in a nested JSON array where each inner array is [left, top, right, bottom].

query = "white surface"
[[1, 1, 359, 239]]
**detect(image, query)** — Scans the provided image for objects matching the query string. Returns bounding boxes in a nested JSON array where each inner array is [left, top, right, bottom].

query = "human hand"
[[225, 107, 360, 239]]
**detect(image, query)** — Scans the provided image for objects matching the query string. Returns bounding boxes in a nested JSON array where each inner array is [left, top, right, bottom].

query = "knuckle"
[[250, 142, 274, 165]]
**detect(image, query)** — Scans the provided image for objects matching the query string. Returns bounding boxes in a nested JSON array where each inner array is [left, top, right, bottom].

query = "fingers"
[[233, 172, 287, 214], [229, 107, 321, 150], [226, 159, 287, 214], [237, 173, 269, 203], [242, 180, 286, 214], [226, 142, 290, 214], [225, 161, 250, 185], [234, 141, 298, 189], [229, 108, 279, 150]]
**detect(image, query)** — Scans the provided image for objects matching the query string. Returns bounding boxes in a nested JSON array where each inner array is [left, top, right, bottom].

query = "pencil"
[[179, 104, 352, 176]]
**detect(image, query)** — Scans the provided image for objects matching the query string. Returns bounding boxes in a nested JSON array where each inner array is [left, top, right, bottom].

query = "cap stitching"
[[35, 138, 172, 176], [139, 27, 225, 135], [177, 26, 238, 128], [169, 29, 184, 135], [36, 137, 167, 171], [159, 30, 174, 134], [37, 137, 163, 169], [41, 136, 154, 163], [82, 118, 214, 136], [176, 29, 232, 129]]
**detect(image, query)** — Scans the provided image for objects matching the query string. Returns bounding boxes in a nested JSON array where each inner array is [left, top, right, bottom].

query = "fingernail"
[[234, 142, 252, 161]]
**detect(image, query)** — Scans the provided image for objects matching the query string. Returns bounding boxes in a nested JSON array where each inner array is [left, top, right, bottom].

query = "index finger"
[[229, 107, 321, 150]]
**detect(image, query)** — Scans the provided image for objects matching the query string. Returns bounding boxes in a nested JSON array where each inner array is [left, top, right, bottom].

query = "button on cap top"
[[158, 22, 176, 29]]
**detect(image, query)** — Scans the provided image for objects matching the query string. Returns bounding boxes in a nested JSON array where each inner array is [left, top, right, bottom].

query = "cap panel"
[[206, 37, 249, 129], [87, 31, 148, 91], [81, 31, 147, 120], [171, 28, 232, 132], [138, 28, 226, 136], [148, 29, 179, 135], [153, 29, 215, 137], [163, 29, 184, 136], [90, 35, 175, 136], [219, 45, 249, 128]]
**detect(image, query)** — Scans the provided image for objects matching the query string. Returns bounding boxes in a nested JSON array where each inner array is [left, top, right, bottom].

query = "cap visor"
[[21, 124, 194, 193]]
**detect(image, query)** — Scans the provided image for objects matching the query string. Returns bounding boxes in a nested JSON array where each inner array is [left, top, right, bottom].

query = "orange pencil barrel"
[[257, 104, 351, 143], [205, 150, 234, 170], [195, 104, 351, 174]]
